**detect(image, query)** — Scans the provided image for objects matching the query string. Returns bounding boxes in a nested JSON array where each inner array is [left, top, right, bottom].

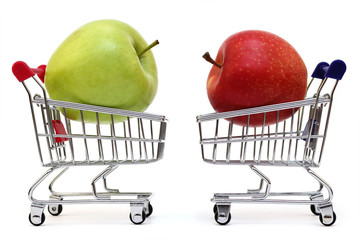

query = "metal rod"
[[201, 133, 324, 144], [150, 120, 154, 159], [103, 165, 119, 192], [272, 111, 280, 163], [80, 110, 89, 162], [139, 118, 148, 162], [197, 97, 330, 122], [39, 103, 54, 163], [281, 120, 286, 161], [32, 96, 166, 122], [36, 133, 162, 143], [212, 119, 219, 162], [287, 108, 295, 164], [294, 106, 303, 161], [303, 78, 328, 162], [257, 112, 266, 163], [243, 115, 250, 161], [253, 127, 257, 161], [249, 165, 271, 200], [123, 122, 129, 159], [198, 122, 205, 161], [33, 77, 57, 149], [127, 117, 134, 161], [137, 118, 142, 159], [318, 80, 339, 164], [48, 167, 70, 194], [63, 108, 75, 163], [225, 118, 234, 163], [110, 114, 119, 161], [240, 126, 245, 162], [267, 126, 270, 161], [96, 113, 104, 161]]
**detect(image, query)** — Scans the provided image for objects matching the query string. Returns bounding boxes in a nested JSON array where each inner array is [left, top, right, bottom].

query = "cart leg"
[[29, 167, 58, 203], [310, 193, 324, 215], [213, 195, 231, 225], [137, 195, 153, 217], [248, 165, 271, 200], [214, 203, 231, 225], [48, 167, 69, 195], [102, 165, 120, 193], [28, 167, 60, 226], [247, 179, 264, 194], [48, 195, 63, 216], [306, 167, 333, 203], [306, 167, 336, 226], [91, 166, 117, 199], [318, 204, 336, 226], [29, 204, 45, 226], [129, 202, 146, 224], [144, 201, 153, 217]]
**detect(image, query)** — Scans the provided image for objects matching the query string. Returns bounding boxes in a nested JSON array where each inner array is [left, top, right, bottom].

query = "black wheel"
[[146, 203, 153, 218], [214, 211, 231, 225], [310, 205, 320, 215], [48, 204, 63, 216], [29, 212, 45, 226], [213, 204, 218, 214], [319, 211, 336, 226], [129, 209, 146, 224]]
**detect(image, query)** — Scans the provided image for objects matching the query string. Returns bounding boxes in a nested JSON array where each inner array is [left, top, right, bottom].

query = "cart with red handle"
[[12, 61, 168, 226], [196, 60, 346, 226]]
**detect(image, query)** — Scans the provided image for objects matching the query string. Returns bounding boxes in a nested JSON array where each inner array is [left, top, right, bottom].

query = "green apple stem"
[[202, 52, 222, 69], [138, 40, 159, 57]]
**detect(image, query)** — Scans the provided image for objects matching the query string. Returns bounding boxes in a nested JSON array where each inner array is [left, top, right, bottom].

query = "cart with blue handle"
[[196, 60, 346, 226], [12, 61, 168, 226]]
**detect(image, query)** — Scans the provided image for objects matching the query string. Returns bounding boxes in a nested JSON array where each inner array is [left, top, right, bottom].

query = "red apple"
[[204, 30, 307, 127]]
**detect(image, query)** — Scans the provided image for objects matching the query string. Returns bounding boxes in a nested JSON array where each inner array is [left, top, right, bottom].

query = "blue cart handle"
[[311, 60, 346, 80]]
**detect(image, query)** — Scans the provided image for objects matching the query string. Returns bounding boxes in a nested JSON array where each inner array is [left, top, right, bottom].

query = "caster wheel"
[[29, 212, 45, 226], [214, 211, 231, 225], [320, 211, 336, 226], [310, 205, 320, 215], [129, 209, 146, 224], [213, 204, 218, 214], [48, 204, 63, 216], [146, 203, 153, 218]]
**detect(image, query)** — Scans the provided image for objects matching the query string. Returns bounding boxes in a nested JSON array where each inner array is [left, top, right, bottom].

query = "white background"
[[1, 0, 360, 239]]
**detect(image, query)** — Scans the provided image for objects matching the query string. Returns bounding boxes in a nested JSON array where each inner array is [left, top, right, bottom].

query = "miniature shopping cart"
[[12, 61, 167, 226], [196, 60, 346, 226]]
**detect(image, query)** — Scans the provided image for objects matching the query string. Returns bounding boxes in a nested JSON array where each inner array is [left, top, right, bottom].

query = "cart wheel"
[[214, 211, 231, 225], [129, 209, 146, 224], [319, 211, 336, 226], [310, 205, 320, 215], [146, 203, 153, 218], [29, 212, 45, 226], [48, 204, 63, 216], [213, 204, 218, 214]]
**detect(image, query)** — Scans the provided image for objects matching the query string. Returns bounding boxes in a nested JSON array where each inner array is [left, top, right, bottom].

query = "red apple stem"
[[138, 40, 159, 57], [202, 52, 222, 69]]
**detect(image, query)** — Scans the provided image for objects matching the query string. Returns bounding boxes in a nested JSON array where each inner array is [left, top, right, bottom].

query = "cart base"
[[29, 193, 154, 226], [28, 166, 154, 226], [211, 165, 336, 226]]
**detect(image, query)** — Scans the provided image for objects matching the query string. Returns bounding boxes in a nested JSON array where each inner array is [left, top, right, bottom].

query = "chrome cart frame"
[[12, 61, 167, 226], [197, 60, 346, 226]]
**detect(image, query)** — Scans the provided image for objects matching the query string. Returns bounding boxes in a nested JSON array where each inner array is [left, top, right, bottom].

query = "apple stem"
[[138, 40, 159, 57], [202, 52, 222, 69]]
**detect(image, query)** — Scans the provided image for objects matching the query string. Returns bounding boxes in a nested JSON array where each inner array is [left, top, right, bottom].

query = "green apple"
[[45, 19, 158, 123]]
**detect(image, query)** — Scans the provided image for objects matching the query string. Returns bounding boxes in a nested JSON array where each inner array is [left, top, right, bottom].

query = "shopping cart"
[[196, 60, 346, 226], [12, 61, 167, 226]]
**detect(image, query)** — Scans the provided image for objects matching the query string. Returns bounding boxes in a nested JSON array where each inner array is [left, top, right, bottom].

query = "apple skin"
[[206, 30, 307, 127], [45, 19, 157, 123]]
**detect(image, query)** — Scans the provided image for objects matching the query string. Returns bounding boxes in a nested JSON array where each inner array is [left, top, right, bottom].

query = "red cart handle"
[[12, 61, 46, 83]]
